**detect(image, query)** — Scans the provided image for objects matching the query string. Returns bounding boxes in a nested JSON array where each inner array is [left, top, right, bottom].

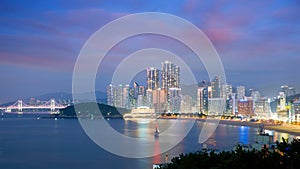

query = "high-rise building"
[[229, 93, 236, 115], [115, 84, 123, 108], [146, 67, 159, 90], [237, 86, 245, 100], [132, 82, 140, 100], [281, 85, 296, 97], [293, 100, 300, 122], [278, 92, 286, 111], [161, 61, 180, 90], [161, 61, 181, 112], [146, 89, 153, 108], [208, 98, 225, 116], [251, 90, 260, 109], [277, 92, 288, 120], [107, 84, 115, 106], [197, 85, 211, 114], [197, 87, 205, 113], [221, 84, 232, 100], [152, 88, 167, 113], [211, 75, 221, 98], [238, 97, 254, 116], [168, 88, 181, 113], [208, 76, 227, 115], [254, 97, 271, 118], [107, 84, 129, 108], [136, 95, 145, 107], [180, 95, 193, 113], [122, 84, 130, 109]]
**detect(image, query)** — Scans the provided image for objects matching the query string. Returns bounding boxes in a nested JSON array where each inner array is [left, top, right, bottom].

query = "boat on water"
[[201, 144, 219, 153], [123, 106, 157, 123], [252, 125, 276, 150], [235, 125, 276, 151]]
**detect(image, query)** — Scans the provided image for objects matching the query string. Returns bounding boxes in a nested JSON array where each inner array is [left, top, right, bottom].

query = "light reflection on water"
[[238, 126, 250, 144], [0, 115, 296, 169], [119, 120, 295, 164]]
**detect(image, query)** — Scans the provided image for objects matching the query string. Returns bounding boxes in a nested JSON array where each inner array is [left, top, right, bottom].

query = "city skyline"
[[1, 1, 300, 103], [105, 60, 298, 120]]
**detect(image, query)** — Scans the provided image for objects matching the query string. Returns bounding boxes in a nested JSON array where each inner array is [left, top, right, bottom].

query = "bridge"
[[0, 99, 67, 114]]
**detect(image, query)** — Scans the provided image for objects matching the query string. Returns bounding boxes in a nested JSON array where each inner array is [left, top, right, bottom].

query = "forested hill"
[[59, 103, 129, 118]]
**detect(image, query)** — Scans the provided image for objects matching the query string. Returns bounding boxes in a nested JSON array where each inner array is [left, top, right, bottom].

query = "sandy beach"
[[160, 116, 300, 136], [207, 119, 300, 136]]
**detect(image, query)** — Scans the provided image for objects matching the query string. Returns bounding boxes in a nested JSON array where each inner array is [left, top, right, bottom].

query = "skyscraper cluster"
[[197, 77, 267, 117], [107, 63, 299, 120], [197, 76, 227, 116], [107, 61, 181, 113], [196, 80, 300, 121], [274, 85, 299, 122]]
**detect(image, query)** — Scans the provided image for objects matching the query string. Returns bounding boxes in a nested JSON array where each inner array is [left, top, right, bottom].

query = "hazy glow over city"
[[0, 0, 300, 103]]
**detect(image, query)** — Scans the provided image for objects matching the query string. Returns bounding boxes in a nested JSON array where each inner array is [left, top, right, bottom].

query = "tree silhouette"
[[158, 138, 300, 169]]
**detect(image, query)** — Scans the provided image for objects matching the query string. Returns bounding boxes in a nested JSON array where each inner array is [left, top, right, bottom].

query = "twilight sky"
[[0, 0, 299, 103]]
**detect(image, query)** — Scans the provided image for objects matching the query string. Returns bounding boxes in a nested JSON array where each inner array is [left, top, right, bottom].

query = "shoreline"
[[159, 116, 300, 136], [4, 113, 300, 136], [218, 119, 300, 136]]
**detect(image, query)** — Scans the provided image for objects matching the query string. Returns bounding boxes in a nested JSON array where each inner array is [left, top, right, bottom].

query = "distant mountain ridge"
[[0, 91, 107, 106]]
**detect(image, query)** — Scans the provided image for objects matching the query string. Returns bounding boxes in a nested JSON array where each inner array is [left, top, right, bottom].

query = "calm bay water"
[[0, 114, 294, 169]]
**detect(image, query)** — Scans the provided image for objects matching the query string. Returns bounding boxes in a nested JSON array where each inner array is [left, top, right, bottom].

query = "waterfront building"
[[293, 100, 300, 122], [208, 76, 227, 115], [238, 97, 254, 117], [168, 88, 181, 113], [136, 95, 145, 108], [152, 88, 167, 113], [224, 93, 235, 115], [254, 97, 271, 118], [271, 95, 288, 120], [146, 89, 153, 108], [197, 87, 205, 113], [205, 86, 212, 113], [129, 82, 146, 108], [180, 95, 193, 113], [278, 92, 286, 111], [197, 84, 211, 114], [208, 98, 225, 116]]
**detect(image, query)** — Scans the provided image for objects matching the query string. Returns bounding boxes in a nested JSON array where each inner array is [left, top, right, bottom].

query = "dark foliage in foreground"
[[159, 138, 300, 169]]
